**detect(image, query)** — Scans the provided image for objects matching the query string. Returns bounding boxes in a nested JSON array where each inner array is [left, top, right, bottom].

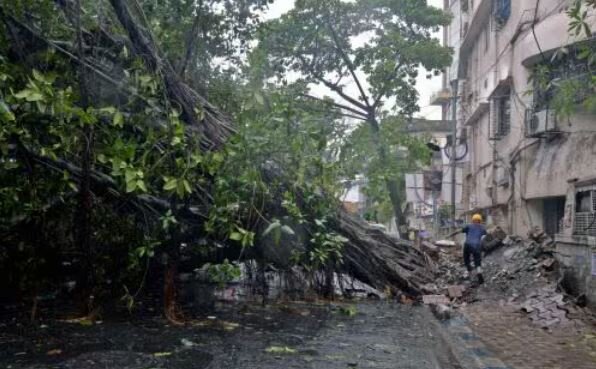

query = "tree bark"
[[367, 116, 407, 238], [108, 0, 234, 151], [74, 0, 96, 310]]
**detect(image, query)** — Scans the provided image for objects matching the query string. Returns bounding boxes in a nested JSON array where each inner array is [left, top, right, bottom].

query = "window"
[[497, 94, 511, 136], [461, 0, 469, 12], [575, 191, 594, 213], [491, 88, 511, 137], [494, 0, 511, 26], [532, 42, 594, 112]]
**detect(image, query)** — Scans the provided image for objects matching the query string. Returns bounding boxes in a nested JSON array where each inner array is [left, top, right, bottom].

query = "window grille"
[[574, 189, 596, 236], [490, 88, 511, 139], [532, 42, 595, 111]]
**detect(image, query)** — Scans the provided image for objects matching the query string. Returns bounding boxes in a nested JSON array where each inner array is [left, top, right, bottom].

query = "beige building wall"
[[440, 0, 596, 236]]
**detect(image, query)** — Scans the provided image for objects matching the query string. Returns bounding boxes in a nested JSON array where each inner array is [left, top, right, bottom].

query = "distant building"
[[341, 175, 368, 216], [341, 119, 453, 236], [403, 119, 454, 233]]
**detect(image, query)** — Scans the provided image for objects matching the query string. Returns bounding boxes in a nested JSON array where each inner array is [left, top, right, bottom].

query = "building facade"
[[435, 0, 596, 236], [435, 0, 596, 305]]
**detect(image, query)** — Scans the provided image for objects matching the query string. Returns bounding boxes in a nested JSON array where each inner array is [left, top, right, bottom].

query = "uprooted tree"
[[0, 0, 447, 321]]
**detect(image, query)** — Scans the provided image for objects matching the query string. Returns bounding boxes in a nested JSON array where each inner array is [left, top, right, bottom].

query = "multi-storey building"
[[436, 0, 596, 235], [434, 0, 596, 304]]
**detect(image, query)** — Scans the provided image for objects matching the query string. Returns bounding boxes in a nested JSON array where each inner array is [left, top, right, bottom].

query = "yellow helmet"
[[472, 213, 483, 223]]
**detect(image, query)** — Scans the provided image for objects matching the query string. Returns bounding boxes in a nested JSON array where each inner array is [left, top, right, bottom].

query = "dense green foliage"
[[0, 0, 447, 311], [256, 0, 451, 227]]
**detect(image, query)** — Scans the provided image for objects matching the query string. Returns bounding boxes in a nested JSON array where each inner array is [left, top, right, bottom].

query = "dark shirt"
[[462, 223, 487, 247]]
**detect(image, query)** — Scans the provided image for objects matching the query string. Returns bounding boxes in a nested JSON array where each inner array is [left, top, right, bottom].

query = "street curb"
[[428, 307, 513, 369]]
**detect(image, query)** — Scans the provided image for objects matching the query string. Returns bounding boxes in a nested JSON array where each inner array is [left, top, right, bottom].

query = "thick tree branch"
[[178, 0, 203, 77], [372, 61, 405, 109], [296, 54, 368, 111], [109, 0, 234, 151], [301, 93, 367, 120], [324, 17, 371, 109]]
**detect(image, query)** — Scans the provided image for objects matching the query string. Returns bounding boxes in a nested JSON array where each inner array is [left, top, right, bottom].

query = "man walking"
[[449, 214, 487, 284]]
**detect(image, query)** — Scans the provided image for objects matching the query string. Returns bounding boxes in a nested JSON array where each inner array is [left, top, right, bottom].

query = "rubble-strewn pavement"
[[425, 230, 596, 369]]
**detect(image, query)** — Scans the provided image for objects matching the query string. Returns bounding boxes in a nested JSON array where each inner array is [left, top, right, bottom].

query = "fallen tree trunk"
[[108, 0, 234, 151], [335, 210, 431, 296], [2, 2, 433, 300]]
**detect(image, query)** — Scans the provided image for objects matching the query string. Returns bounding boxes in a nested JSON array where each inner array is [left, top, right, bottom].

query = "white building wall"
[[440, 0, 596, 234]]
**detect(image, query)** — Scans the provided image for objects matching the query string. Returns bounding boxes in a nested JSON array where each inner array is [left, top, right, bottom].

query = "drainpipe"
[[451, 79, 459, 225]]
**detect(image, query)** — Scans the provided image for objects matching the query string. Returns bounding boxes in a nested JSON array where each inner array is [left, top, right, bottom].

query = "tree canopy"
[[256, 0, 451, 228]]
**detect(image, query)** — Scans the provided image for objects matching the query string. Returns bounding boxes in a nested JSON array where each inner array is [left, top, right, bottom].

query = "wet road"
[[2, 302, 461, 369]]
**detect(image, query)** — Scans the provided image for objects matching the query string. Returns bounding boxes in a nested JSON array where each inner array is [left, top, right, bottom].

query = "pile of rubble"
[[483, 234, 557, 298], [421, 226, 595, 329]]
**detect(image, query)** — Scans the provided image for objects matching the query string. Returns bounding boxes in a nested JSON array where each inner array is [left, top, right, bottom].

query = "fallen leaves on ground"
[[153, 352, 172, 357], [265, 346, 297, 354], [339, 305, 358, 317]]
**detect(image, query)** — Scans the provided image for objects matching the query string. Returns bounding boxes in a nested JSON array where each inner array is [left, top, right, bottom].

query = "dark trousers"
[[463, 243, 482, 272]]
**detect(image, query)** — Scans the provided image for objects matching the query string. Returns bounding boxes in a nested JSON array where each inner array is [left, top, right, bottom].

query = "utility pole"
[[450, 79, 459, 227], [432, 190, 438, 236]]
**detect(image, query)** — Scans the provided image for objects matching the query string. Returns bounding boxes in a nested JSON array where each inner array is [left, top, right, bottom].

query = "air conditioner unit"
[[526, 109, 557, 137]]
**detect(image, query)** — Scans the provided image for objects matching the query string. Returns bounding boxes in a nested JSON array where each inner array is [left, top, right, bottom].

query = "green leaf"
[[254, 91, 265, 105], [126, 180, 137, 193], [26, 92, 44, 102], [262, 221, 281, 237], [265, 346, 296, 354], [182, 179, 192, 194], [229, 232, 243, 241], [281, 225, 295, 236], [100, 106, 116, 114], [0, 101, 15, 122], [163, 178, 178, 191], [125, 169, 136, 183], [113, 111, 124, 127], [176, 181, 186, 197], [32, 69, 44, 82], [136, 180, 147, 192]]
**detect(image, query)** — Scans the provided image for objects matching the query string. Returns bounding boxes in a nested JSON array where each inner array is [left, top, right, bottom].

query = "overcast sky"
[[263, 0, 445, 120]]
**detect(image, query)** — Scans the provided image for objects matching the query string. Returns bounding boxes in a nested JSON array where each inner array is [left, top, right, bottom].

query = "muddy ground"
[[1, 301, 461, 369]]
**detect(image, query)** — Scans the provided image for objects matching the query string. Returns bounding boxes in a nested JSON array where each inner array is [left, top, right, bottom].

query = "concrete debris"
[[431, 303, 452, 320], [422, 295, 450, 305], [434, 240, 456, 247], [528, 226, 552, 244], [447, 285, 465, 298], [432, 227, 594, 331]]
